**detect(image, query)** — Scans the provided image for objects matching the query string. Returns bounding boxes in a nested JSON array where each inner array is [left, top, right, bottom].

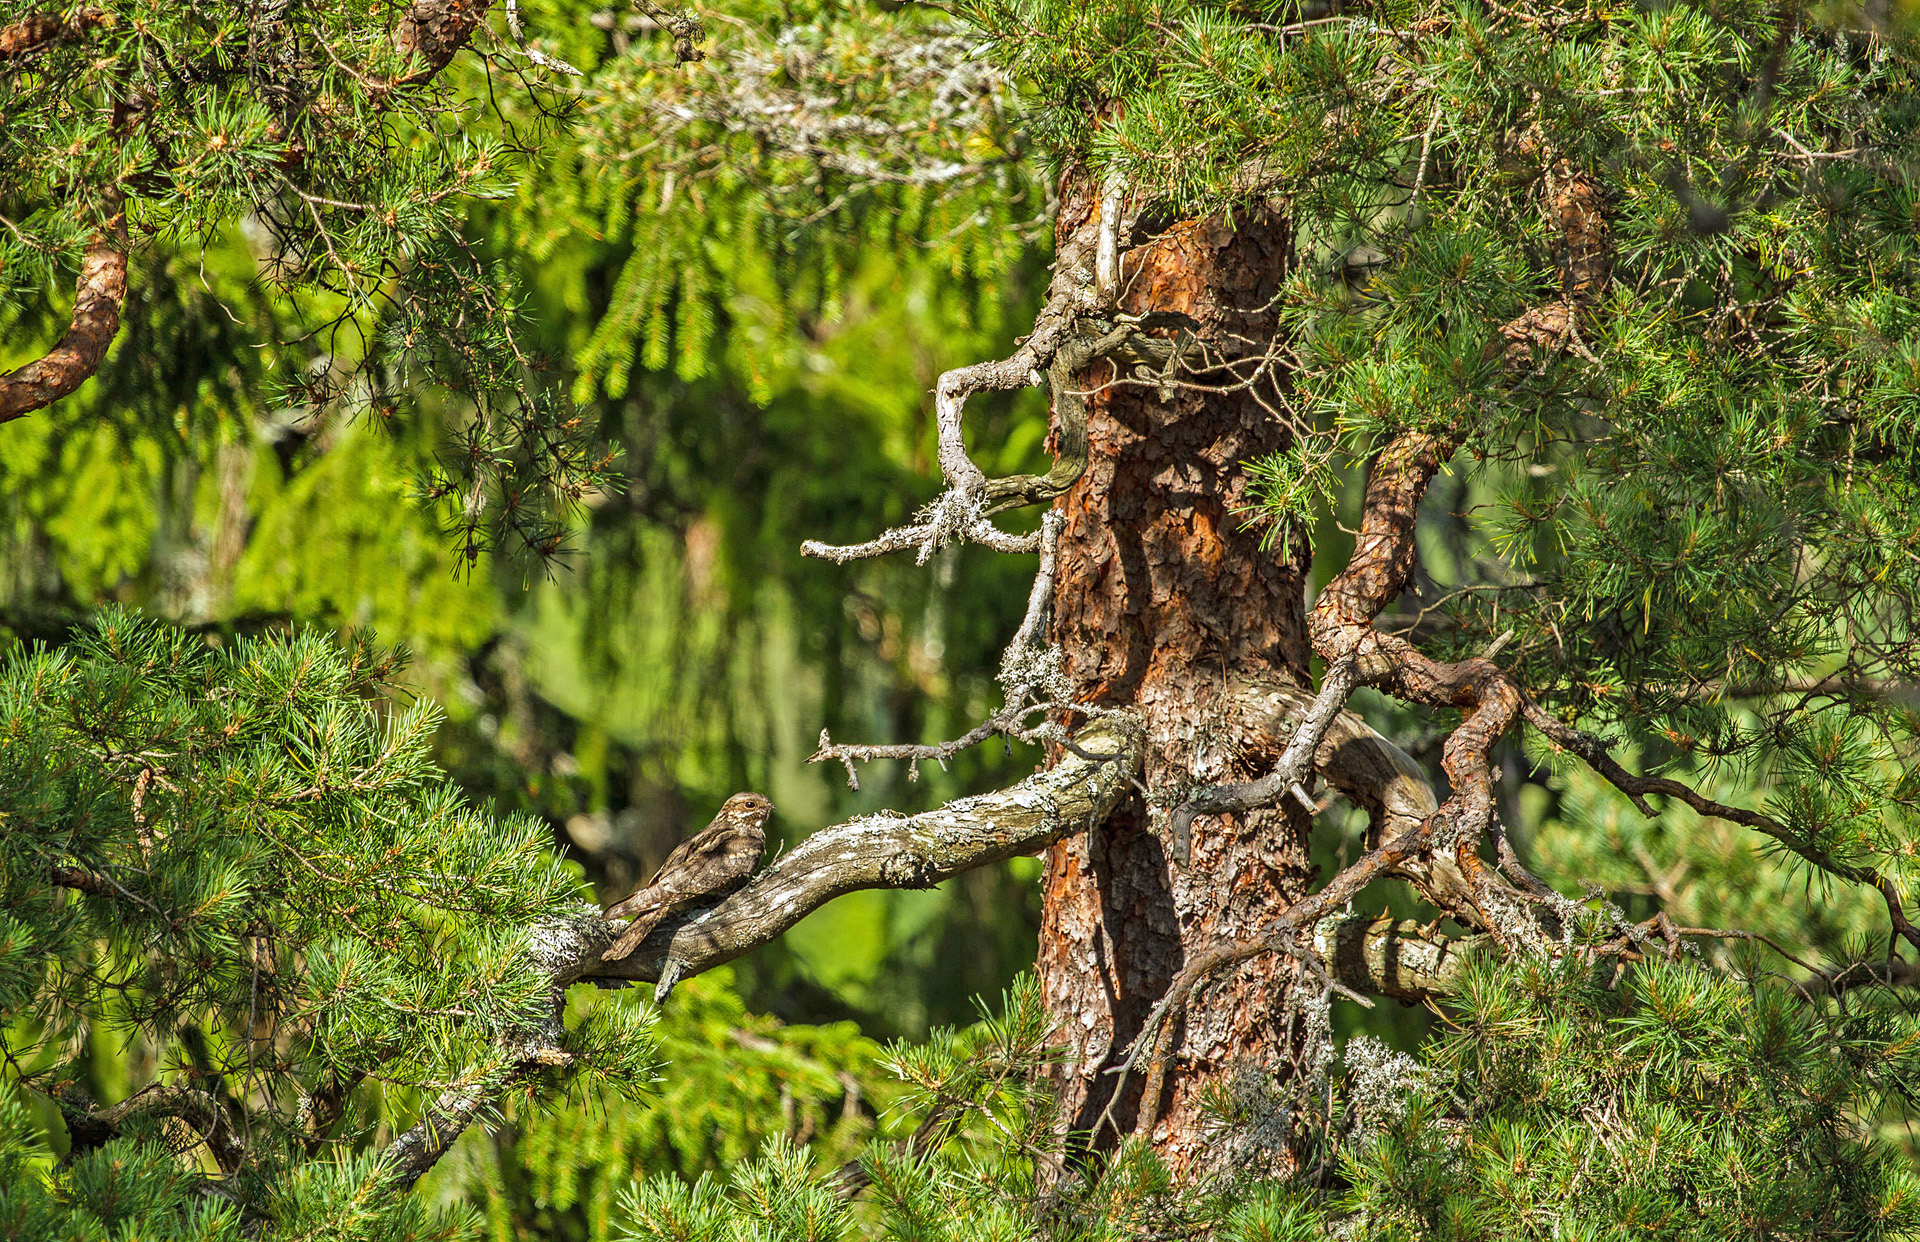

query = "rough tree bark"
[[0, 188, 125, 425], [1038, 183, 1320, 1177]]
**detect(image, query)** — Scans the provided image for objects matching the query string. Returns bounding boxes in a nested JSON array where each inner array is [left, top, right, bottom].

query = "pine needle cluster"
[[0, 609, 652, 1235]]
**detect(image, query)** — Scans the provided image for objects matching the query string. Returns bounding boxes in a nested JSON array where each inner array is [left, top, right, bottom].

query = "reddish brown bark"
[[0, 7, 107, 60], [0, 188, 126, 425], [1038, 189, 1315, 1176], [390, 0, 491, 86], [1299, 168, 1613, 929], [1034, 163, 1617, 1171]]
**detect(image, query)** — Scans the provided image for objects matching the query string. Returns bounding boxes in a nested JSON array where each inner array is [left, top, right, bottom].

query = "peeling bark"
[[1039, 183, 1315, 1177], [0, 188, 126, 424]]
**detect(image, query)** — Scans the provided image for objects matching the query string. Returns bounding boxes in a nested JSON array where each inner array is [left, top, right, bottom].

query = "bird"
[[600, 792, 773, 963]]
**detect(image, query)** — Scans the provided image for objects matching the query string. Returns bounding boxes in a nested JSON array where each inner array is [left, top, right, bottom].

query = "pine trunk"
[[1040, 190, 1319, 1176]]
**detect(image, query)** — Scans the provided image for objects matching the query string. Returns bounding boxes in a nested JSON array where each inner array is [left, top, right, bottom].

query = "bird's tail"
[[601, 908, 667, 962]]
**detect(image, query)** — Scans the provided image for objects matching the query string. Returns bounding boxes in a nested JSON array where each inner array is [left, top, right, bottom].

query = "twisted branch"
[[0, 187, 126, 424]]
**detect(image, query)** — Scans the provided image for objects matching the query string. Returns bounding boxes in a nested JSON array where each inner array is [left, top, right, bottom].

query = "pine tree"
[[7, 0, 1920, 1236], [0, 609, 651, 1235], [0, 0, 627, 561]]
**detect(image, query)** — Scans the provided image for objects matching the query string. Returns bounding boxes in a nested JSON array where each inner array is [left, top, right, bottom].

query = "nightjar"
[[600, 792, 773, 962]]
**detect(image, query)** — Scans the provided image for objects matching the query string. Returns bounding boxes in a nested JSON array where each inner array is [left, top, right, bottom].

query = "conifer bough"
[[0, 0, 623, 562]]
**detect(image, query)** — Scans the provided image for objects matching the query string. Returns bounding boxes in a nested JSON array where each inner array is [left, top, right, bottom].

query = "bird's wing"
[[643, 822, 727, 887], [712, 832, 765, 886], [601, 906, 669, 962], [653, 826, 761, 900], [606, 822, 730, 919]]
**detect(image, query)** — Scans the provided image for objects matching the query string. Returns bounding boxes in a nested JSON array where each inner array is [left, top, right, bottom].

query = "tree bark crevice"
[[1040, 183, 1315, 1177]]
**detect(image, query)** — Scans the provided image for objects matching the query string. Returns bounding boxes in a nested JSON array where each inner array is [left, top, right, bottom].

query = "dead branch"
[[503, 0, 582, 75], [812, 510, 1086, 784], [591, 716, 1143, 989], [1167, 656, 1359, 863], [379, 717, 1142, 1190], [1313, 914, 1484, 1002], [62, 1083, 245, 1176]]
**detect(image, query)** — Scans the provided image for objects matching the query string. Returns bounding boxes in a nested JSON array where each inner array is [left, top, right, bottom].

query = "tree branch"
[[1168, 656, 1359, 863], [588, 716, 1144, 989], [0, 7, 108, 60], [378, 717, 1144, 1190], [0, 186, 126, 424], [63, 1083, 244, 1176], [1314, 914, 1484, 1003]]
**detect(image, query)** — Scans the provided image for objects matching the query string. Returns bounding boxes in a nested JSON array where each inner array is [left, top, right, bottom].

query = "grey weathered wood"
[[381, 717, 1144, 1191], [1315, 914, 1483, 1003], [582, 715, 1145, 987]]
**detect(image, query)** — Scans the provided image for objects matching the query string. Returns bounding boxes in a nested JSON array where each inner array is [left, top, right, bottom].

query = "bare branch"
[[1168, 656, 1359, 863], [377, 718, 1143, 1190], [503, 0, 582, 76], [813, 510, 1074, 780], [64, 1084, 244, 1176], [592, 716, 1144, 988], [1312, 914, 1484, 1002], [634, 2, 706, 64]]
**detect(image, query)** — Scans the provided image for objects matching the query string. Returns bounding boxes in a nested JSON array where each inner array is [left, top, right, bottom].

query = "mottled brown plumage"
[[601, 792, 773, 962]]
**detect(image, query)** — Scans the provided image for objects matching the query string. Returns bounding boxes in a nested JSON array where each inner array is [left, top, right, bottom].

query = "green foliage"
[[616, 977, 1062, 1242], [0, 1084, 246, 1242], [426, 969, 895, 1242], [0, 0, 616, 562], [11, 2, 1920, 1236], [608, 961, 1920, 1241], [450, 0, 1063, 1033], [0, 0, 1062, 1041], [509, 0, 1038, 404], [959, 0, 1920, 946], [1339, 954, 1920, 1240], [1520, 750, 1889, 965], [0, 608, 640, 1236]]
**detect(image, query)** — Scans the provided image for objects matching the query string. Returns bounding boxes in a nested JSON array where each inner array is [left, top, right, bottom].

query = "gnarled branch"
[[586, 716, 1144, 989], [379, 717, 1144, 1190], [62, 1083, 244, 1176]]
